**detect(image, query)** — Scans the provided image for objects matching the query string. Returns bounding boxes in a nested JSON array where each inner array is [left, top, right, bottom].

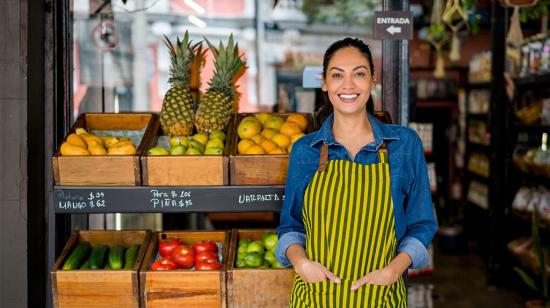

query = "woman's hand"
[[350, 252, 412, 291], [295, 258, 341, 284], [350, 266, 399, 290]]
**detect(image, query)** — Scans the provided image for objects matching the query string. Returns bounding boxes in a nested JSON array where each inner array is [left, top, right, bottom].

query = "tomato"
[[151, 257, 177, 270], [195, 251, 218, 264], [159, 238, 182, 258], [193, 241, 218, 254], [195, 258, 220, 270], [172, 245, 194, 269]]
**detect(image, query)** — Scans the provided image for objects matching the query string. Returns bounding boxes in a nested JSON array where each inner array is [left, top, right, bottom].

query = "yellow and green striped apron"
[[290, 143, 407, 307]]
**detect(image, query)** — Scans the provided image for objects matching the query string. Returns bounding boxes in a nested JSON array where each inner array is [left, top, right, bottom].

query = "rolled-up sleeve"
[[276, 142, 309, 267], [396, 133, 438, 269]]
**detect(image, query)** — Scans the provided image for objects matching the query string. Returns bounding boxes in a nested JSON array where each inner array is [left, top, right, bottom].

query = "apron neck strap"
[[318, 141, 389, 171], [318, 144, 329, 172]]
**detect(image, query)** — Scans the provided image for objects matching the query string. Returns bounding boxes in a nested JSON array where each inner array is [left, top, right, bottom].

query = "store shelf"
[[514, 123, 550, 132], [514, 73, 550, 88], [513, 166, 550, 185], [467, 81, 491, 89], [415, 99, 457, 109], [467, 199, 489, 211], [467, 170, 490, 182], [467, 113, 488, 120], [512, 210, 550, 230], [54, 185, 285, 214], [467, 141, 491, 150]]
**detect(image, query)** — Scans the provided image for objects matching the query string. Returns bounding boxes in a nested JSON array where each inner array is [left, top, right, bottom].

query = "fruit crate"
[[51, 113, 157, 186], [140, 231, 230, 307], [226, 229, 295, 308], [229, 113, 314, 185], [51, 230, 152, 308], [141, 115, 233, 186]]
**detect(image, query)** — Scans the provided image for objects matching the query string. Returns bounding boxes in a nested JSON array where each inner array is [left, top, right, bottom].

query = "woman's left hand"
[[350, 266, 399, 291]]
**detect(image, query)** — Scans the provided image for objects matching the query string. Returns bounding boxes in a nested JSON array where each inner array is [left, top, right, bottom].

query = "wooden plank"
[[51, 230, 151, 308], [141, 231, 229, 308], [84, 113, 152, 131], [226, 229, 295, 308]]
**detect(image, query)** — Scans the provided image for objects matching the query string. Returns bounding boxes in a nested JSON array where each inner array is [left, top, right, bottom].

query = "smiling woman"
[[276, 37, 437, 308]]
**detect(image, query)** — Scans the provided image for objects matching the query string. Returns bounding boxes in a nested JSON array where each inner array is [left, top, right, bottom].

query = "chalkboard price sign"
[[54, 186, 285, 213]]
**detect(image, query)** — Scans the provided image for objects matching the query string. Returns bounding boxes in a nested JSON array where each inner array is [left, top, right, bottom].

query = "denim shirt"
[[276, 112, 437, 269]]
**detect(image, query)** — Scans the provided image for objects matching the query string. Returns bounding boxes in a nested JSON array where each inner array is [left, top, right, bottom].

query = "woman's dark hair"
[[316, 37, 375, 125]]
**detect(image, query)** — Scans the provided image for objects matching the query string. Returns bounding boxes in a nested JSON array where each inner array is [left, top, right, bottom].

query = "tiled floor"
[[411, 245, 525, 308]]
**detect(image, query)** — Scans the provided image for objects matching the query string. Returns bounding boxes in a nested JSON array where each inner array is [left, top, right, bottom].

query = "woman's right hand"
[[294, 258, 341, 284]]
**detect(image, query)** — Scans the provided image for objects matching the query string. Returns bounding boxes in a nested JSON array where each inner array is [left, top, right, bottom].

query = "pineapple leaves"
[[514, 267, 540, 293]]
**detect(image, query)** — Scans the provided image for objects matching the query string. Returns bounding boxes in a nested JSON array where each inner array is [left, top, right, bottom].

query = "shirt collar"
[[310, 112, 400, 150]]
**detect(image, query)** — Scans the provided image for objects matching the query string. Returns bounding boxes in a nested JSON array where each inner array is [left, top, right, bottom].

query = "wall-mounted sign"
[[373, 11, 414, 40]]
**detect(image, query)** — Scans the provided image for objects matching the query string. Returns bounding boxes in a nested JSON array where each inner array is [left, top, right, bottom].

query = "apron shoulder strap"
[[378, 141, 388, 163], [318, 144, 329, 172]]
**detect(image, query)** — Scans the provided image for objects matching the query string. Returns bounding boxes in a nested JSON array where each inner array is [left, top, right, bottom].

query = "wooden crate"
[[229, 113, 314, 185], [141, 116, 231, 186], [226, 229, 295, 308], [140, 231, 230, 308], [51, 230, 152, 308], [52, 113, 157, 186]]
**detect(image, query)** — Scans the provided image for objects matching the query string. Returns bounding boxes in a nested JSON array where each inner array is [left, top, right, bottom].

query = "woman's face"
[[322, 47, 374, 117]]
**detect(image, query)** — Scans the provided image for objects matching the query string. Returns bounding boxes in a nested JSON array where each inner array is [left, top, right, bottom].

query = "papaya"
[[108, 144, 136, 155], [101, 136, 120, 148], [60, 142, 90, 156], [66, 134, 87, 149], [88, 143, 107, 155]]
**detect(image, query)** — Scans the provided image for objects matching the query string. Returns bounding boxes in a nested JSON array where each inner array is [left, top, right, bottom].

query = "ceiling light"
[[188, 15, 207, 28], [184, 0, 206, 14]]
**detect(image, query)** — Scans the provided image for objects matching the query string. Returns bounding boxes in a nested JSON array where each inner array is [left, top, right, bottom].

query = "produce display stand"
[[51, 230, 152, 308], [140, 231, 230, 307]]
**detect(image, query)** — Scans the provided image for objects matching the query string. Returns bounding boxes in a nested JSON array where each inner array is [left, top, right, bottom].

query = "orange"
[[250, 134, 266, 144], [260, 139, 277, 152], [268, 147, 286, 155], [263, 115, 285, 131], [238, 139, 255, 154], [287, 114, 308, 132], [261, 128, 278, 139], [290, 133, 305, 144], [238, 120, 262, 140], [271, 133, 291, 149], [244, 145, 267, 155], [280, 122, 302, 137]]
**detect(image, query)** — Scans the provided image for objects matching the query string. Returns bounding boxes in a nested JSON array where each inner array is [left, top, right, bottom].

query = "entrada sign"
[[373, 11, 414, 40]]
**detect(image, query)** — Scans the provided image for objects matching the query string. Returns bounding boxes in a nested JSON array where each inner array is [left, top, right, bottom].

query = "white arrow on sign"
[[386, 25, 402, 35]]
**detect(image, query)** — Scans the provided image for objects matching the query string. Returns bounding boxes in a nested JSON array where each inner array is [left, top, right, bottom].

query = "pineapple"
[[160, 31, 200, 136], [195, 34, 245, 133]]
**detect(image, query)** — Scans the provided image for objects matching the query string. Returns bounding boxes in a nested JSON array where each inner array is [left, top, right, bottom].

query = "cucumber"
[[108, 245, 126, 270], [79, 259, 90, 270], [62, 241, 92, 270], [123, 244, 140, 269], [88, 245, 109, 269]]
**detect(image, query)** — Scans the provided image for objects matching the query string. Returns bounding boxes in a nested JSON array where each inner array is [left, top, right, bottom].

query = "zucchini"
[[108, 245, 126, 270], [123, 244, 140, 269], [88, 245, 109, 269], [62, 241, 92, 270], [79, 259, 90, 270]]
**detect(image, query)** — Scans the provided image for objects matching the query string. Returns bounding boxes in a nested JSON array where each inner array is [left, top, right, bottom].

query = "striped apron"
[[289, 143, 407, 307]]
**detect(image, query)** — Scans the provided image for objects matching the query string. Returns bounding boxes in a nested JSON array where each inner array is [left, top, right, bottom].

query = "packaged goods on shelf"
[[519, 34, 550, 77], [427, 163, 437, 193], [413, 77, 457, 100], [469, 51, 492, 83], [407, 283, 434, 308], [467, 153, 490, 178], [467, 180, 489, 209], [513, 145, 550, 176], [468, 90, 490, 114], [468, 120, 490, 145], [409, 122, 433, 154], [512, 186, 550, 220]]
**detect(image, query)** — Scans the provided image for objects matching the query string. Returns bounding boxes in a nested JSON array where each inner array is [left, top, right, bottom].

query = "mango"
[[66, 134, 87, 149], [148, 147, 169, 156], [107, 144, 136, 155], [60, 142, 90, 156], [109, 140, 134, 148], [88, 143, 107, 155]]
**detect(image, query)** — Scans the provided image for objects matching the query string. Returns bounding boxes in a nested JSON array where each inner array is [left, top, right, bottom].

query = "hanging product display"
[[442, 0, 469, 61]]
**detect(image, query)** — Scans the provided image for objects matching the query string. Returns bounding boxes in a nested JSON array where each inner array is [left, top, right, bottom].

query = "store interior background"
[[1, 0, 550, 307]]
